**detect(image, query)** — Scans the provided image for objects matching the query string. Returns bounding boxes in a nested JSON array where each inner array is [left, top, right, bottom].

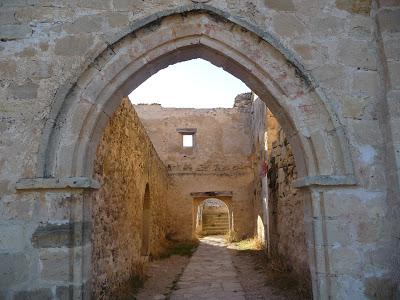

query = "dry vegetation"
[[131, 240, 199, 299], [228, 238, 312, 299], [224, 229, 240, 243]]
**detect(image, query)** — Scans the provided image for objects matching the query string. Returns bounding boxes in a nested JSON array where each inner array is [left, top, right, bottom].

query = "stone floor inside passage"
[[136, 236, 310, 300], [170, 236, 245, 300]]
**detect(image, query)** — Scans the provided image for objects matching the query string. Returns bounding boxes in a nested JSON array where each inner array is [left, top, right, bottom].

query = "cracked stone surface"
[[170, 236, 245, 300]]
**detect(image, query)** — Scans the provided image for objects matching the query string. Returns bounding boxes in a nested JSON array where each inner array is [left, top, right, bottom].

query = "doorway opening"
[[197, 198, 230, 236]]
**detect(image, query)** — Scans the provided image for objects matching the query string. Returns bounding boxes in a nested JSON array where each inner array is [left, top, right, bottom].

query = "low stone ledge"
[[292, 175, 357, 188], [15, 177, 101, 190]]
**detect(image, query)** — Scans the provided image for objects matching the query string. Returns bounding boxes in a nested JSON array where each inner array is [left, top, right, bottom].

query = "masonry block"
[[31, 222, 90, 248], [0, 253, 30, 288], [0, 24, 32, 41], [12, 288, 53, 300]]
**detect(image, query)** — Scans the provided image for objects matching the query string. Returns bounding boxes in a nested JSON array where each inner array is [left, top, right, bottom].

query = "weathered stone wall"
[[90, 98, 170, 299], [0, 1, 399, 298], [250, 98, 268, 245], [266, 110, 311, 285], [373, 3, 400, 297], [134, 94, 256, 240]]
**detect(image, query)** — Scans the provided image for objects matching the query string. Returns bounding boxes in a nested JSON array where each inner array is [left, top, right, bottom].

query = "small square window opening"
[[183, 134, 193, 147]]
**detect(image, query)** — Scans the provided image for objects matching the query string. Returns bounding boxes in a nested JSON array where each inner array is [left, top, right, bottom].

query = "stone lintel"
[[176, 128, 197, 134], [190, 191, 233, 198], [15, 177, 101, 190], [292, 175, 357, 188]]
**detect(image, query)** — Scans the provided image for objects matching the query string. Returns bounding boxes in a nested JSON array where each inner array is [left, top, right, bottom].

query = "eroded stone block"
[[0, 224, 25, 251], [63, 15, 104, 34], [265, 0, 295, 11], [39, 249, 71, 281], [54, 35, 94, 56], [12, 288, 52, 300], [336, 0, 372, 15], [337, 39, 376, 70], [31, 222, 90, 248], [388, 61, 400, 87], [272, 14, 305, 38], [7, 80, 38, 99], [0, 253, 30, 288], [56, 285, 73, 300], [377, 8, 400, 33], [0, 24, 32, 41]]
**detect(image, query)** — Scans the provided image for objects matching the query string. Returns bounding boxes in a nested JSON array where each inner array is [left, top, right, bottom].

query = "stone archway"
[[197, 199, 230, 236], [38, 12, 355, 181], [191, 193, 233, 237], [16, 9, 357, 299]]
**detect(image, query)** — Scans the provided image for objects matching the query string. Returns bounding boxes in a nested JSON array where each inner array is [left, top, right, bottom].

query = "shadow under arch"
[[17, 9, 360, 299]]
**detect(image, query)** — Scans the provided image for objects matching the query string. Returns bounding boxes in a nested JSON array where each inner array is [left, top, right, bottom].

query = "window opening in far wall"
[[177, 128, 197, 149], [183, 134, 193, 147]]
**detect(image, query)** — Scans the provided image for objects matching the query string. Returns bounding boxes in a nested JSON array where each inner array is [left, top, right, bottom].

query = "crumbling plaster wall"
[[90, 98, 170, 299], [134, 94, 256, 240]]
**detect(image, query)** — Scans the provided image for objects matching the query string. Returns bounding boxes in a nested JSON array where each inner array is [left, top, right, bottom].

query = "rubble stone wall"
[[267, 110, 311, 286], [250, 99, 268, 245], [90, 98, 170, 299]]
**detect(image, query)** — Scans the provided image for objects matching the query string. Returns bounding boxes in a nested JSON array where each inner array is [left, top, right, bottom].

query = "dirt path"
[[135, 236, 311, 299], [135, 255, 189, 300], [170, 236, 245, 299]]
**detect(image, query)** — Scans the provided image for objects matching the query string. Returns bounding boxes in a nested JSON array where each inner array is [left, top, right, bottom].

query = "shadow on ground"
[[227, 243, 312, 299]]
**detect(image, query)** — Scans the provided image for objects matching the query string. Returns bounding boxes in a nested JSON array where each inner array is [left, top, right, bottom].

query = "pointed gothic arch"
[[18, 9, 358, 299]]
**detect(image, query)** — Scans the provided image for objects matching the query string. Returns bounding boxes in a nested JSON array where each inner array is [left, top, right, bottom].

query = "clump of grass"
[[269, 254, 292, 273], [234, 237, 264, 251], [160, 240, 199, 259], [128, 274, 145, 294], [224, 230, 239, 243], [120, 260, 148, 299], [195, 227, 205, 238]]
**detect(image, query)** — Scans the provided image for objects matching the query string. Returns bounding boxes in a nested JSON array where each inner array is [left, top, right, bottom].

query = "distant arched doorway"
[[191, 192, 233, 237], [141, 184, 151, 256], [197, 198, 230, 236]]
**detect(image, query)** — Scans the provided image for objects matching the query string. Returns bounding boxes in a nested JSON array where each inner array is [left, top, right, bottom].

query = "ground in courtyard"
[[135, 236, 311, 299]]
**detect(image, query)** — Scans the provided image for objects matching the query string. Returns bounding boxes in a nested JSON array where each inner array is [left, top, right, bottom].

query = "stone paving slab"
[[170, 236, 245, 300]]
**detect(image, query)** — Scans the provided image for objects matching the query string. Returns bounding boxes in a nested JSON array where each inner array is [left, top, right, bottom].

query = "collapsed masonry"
[[90, 94, 310, 298]]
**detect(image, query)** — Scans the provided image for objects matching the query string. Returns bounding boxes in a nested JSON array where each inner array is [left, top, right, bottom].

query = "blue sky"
[[128, 58, 250, 108]]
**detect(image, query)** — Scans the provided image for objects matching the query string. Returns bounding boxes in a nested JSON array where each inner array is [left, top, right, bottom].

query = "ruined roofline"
[[131, 92, 255, 110], [133, 105, 248, 111]]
